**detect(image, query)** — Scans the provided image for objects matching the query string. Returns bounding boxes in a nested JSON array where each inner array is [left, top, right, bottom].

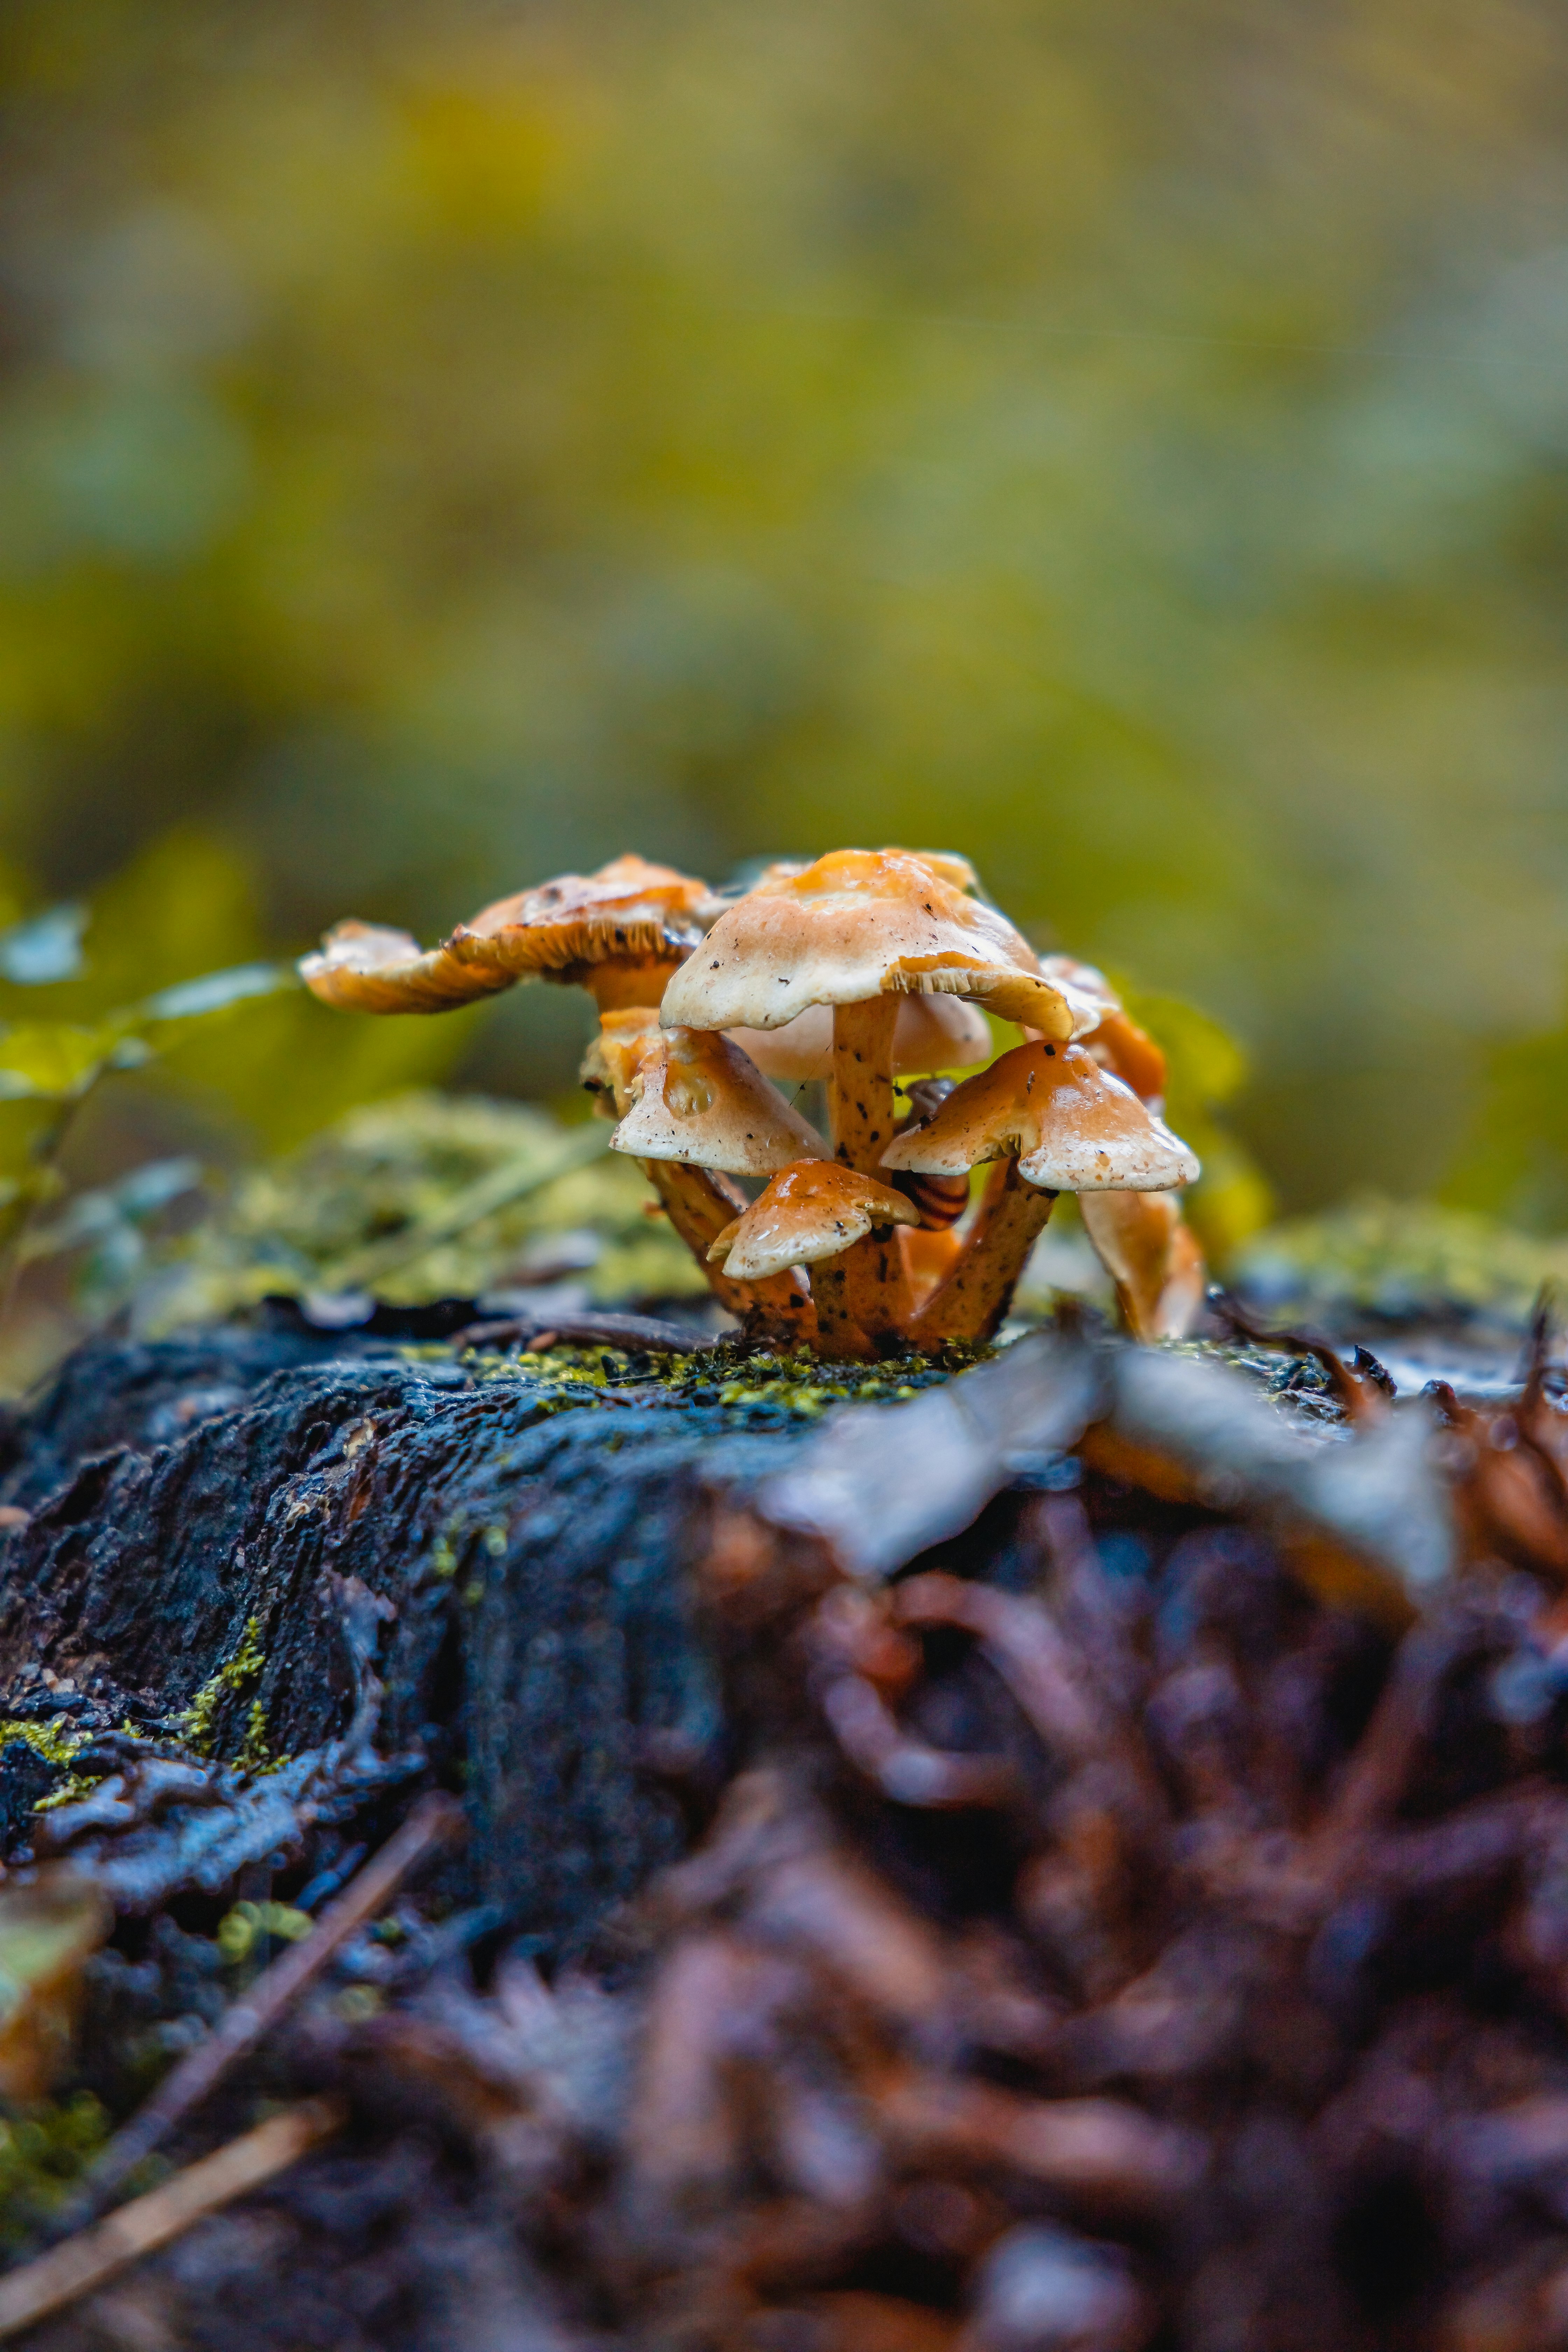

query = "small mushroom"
[[301, 854, 712, 1016], [881, 1045, 1197, 1346], [610, 1027, 827, 1176], [880, 1042, 1197, 1195], [708, 1159, 919, 1280]]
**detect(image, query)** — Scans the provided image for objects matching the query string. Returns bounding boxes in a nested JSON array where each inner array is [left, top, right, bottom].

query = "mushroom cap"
[[707, 1158, 919, 1280], [450, 853, 710, 982], [727, 993, 993, 1083], [659, 849, 1100, 1039], [299, 920, 518, 1015], [879, 1039, 1199, 1193], [299, 855, 709, 1018], [610, 1026, 828, 1176]]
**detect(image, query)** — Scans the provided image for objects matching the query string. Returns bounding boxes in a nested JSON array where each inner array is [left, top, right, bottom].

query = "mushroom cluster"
[[301, 849, 1203, 1357]]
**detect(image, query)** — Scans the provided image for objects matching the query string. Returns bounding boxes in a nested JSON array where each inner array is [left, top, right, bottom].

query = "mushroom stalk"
[[803, 1259, 876, 1360], [906, 1162, 1057, 1349], [829, 997, 899, 1174], [1078, 1189, 1205, 1343]]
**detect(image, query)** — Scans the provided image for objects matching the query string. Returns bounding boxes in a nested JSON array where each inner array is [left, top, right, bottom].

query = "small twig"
[[0, 2098, 344, 2341], [49, 1791, 462, 2235], [451, 1307, 726, 1356], [1209, 1290, 1377, 1422]]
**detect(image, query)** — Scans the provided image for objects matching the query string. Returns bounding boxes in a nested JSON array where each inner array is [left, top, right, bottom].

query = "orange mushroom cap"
[[707, 1158, 919, 1281], [660, 849, 1100, 1040], [300, 855, 710, 1017], [879, 1038, 1199, 1193], [609, 1026, 827, 1176], [297, 920, 516, 1015]]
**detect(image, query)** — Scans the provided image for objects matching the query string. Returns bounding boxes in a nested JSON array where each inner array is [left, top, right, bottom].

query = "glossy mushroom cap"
[[301, 855, 710, 1017], [298, 920, 516, 1015], [727, 993, 993, 1083], [609, 1027, 827, 1176], [880, 1039, 1199, 1194], [659, 848, 1101, 1039], [707, 1158, 919, 1280]]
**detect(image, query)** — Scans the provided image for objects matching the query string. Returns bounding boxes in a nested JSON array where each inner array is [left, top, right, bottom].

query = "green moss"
[[0, 2092, 109, 2256], [0, 1717, 89, 1772], [1234, 1194, 1568, 1332], [174, 1614, 266, 1758]]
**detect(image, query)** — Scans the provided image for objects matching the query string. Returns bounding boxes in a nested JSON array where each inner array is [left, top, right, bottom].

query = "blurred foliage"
[[1442, 985, 1568, 1234], [140, 1090, 707, 1334], [1232, 1193, 1568, 1335], [2, 2, 1568, 1216], [0, 1872, 109, 2109], [1118, 984, 1273, 1259]]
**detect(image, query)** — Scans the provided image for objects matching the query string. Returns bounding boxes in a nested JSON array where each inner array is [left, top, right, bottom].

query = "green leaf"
[[0, 1023, 149, 1103], [0, 905, 86, 986], [138, 961, 296, 1023]]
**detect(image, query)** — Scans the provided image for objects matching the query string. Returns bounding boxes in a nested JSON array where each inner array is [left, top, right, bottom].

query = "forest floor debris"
[[0, 1303, 1567, 2344]]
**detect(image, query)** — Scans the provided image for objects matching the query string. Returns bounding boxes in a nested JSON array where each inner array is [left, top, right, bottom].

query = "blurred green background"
[[4, 0, 1568, 1364]]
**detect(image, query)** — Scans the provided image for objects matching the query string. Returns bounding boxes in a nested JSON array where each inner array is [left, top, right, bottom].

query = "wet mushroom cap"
[[880, 1039, 1199, 1193], [727, 993, 993, 1083], [708, 1158, 920, 1280], [300, 855, 711, 1018], [299, 920, 518, 1015], [609, 1026, 827, 1176], [659, 848, 1101, 1038]]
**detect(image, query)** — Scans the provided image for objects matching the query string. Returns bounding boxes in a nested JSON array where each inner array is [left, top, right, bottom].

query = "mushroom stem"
[[804, 1257, 876, 1361], [840, 1219, 913, 1350], [642, 1160, 817, 1345], [817, 995, 906, 1354], [1078, 1190, 1205, 1342], [905, 1161, 1056, 1348], [829, 997, 899, 1174], [584, 961, 686, 1014]]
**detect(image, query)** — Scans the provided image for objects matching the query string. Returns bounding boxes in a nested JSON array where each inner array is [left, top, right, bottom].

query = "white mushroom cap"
[[707, 1159, 919, 1280], [609, 1027, 827, 1176], [727, 994, 993, 1083], [660, 849, 1100, 1040], [880, 1040, 1199, 1193]]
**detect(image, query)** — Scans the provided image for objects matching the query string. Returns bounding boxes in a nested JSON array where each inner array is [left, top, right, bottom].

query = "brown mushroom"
[[882, 1042, 1198, 1346], [301, 854, 711, 1017], [880, 1041, 1197, 1195], [610, 1027, 826, 1176], [581, 1010, 817, 1343], [661, 850, 1094, 1353], [708, 1160, 917, 1281]]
